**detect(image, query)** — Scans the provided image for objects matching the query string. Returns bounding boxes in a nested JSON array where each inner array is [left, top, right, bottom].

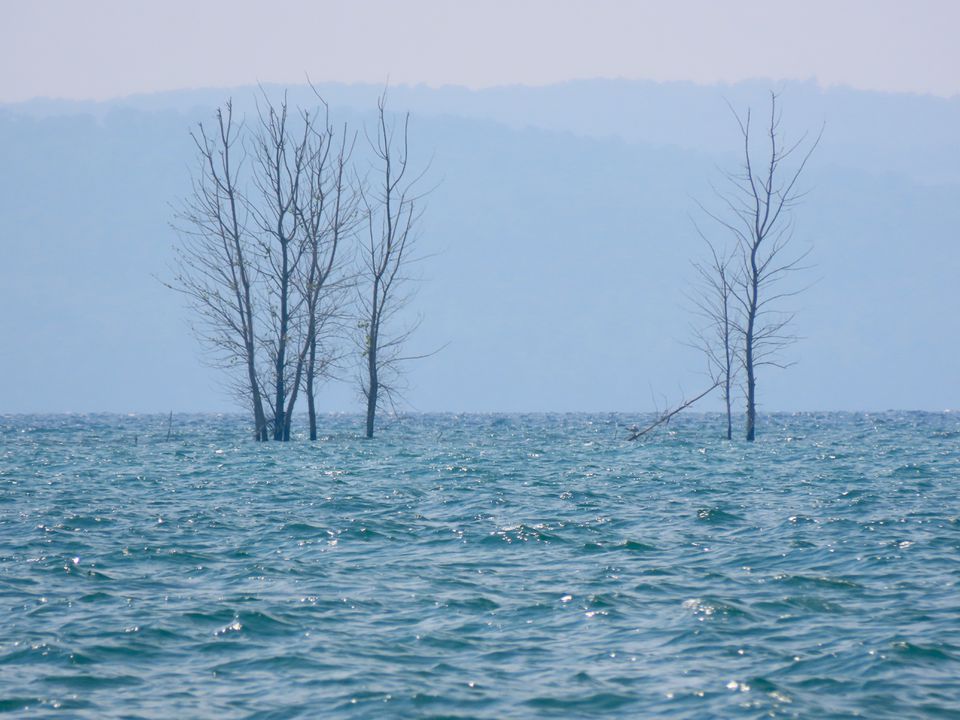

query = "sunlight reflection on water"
[[0, 411, 958, 717]]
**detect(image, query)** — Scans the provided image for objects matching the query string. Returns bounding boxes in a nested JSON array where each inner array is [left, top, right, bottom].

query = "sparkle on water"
[[1, 412, 958, 718]]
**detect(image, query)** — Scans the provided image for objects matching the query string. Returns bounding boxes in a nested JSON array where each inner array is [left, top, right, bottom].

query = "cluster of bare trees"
[[172, 90, 426, 440], [173, 87, 814, 444], [690, 92, 821, 441], [628, 93, 819, 443]]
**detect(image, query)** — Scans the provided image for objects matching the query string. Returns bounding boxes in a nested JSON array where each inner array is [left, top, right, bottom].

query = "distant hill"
[[1, 79, 958, 414]]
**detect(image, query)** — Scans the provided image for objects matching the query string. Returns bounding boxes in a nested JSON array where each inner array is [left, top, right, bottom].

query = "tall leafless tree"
[[689, 235, 739, 440], [172, 102, 269, 441], [248, 93, 313, 441], [293, 110, 357, 441], [706, 92, 821, 441], [357, 93, 428, 439]]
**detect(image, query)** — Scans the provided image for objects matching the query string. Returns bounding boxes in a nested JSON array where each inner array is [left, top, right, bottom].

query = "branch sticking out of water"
[[626, 381, 721, 441]]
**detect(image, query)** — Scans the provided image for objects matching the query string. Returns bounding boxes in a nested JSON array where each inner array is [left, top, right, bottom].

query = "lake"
[[1, 412, 958, 718]]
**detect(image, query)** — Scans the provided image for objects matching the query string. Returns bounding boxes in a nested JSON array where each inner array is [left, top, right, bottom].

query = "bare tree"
[[707, 92, 821, 441], [357, 92, 427, 439], [294, 111, 357, 441], [173, 92, 356, 441], [689, 235, 739, 440], [172, 102, 269, 441], [247, 93, 313, 441]]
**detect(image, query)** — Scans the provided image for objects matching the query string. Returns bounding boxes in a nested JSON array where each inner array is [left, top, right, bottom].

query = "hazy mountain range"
[[2, 79, 958, 414]]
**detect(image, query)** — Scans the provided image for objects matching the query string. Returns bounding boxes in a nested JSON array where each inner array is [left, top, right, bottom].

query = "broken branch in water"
[[626, 381, 721, 441]]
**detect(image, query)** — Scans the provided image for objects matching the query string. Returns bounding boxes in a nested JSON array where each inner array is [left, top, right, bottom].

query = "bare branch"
[[626, 381, 722, 440]]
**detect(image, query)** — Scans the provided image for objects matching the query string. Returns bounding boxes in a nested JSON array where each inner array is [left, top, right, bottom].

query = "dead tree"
[[172, 102, 269, 441], [357, 92, 427, 439], [248, 93, 312, 441], [689, 235, 739, 440], [294, 112, 357, 441], [707, 92, 820, 441]]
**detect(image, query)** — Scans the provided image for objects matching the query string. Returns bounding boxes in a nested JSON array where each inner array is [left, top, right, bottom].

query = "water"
[[1, 412, 958, 718]]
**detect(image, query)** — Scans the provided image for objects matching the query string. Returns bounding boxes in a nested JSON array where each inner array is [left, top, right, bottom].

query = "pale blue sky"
[[2, 0, 958, 102]]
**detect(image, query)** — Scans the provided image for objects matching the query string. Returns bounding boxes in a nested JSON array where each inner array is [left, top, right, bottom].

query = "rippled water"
[[1, 412, 959, 718]]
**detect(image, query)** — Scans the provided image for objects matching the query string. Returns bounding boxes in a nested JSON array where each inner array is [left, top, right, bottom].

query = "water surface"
[[1, 412, 958, 718]]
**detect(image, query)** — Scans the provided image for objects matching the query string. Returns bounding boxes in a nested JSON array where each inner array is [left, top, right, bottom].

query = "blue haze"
[[1, 80, 958, 414]]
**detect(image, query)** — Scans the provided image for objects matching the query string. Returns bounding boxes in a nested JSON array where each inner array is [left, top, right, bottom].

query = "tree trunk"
[[366, 375, 378, 439], [744, 308, 757, 443], [366, 339, 378, 439], [722, 278, 733, 441], [306, 335, 318, 441], [253, 395, 268, 442], [724, 374, 733, 441], [282, 349, 305, 442], [745, 255, 759, 442], [307, 378, 317, 441], [247, 339, 268, 442], [273, 240, 290, 441]]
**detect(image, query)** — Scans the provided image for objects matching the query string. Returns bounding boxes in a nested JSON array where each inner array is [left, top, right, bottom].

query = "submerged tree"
[[248, 94, 312, 441], [172, 102, 270, 441], [689, 236, 739, 440], [294, 111, 357, 441], [173, 92, 357, 441], [357, 93, 428, 439], [706, 92, 821, 441]]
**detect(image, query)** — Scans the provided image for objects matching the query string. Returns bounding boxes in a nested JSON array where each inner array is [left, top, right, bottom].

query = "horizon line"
[[1, 409, 955, 417], [4, 75, 959, 108]]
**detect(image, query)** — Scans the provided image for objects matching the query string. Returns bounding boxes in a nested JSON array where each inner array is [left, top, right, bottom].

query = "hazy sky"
[[2, 0, 958, 102]]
